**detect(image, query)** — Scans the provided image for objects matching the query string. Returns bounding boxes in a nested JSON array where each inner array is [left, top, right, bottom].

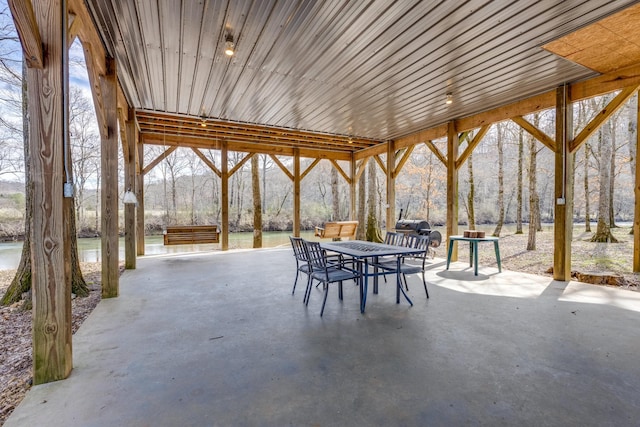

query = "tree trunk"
[[527, 125, 538, 251], [467, 152, 476, 230], [516, 126, 524, 234], [251, 155, 262, 248], [356, 162, 366, 240], [584, 143, 591, 232], [609, 121, 617, 228], [628, 94, 637, 235], [365, 158, 382, 242], [591, 124, 618, 242], [3, 60, 87, 306], [493, 125, 505, 237], [331, 166, 339, 220]]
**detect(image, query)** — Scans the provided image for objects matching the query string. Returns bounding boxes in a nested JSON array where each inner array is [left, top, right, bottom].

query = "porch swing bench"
[[163, 225, 220, 245]]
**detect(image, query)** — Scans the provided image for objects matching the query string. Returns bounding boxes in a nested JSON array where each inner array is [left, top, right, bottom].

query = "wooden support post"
[[221, 141, 229, 250], [136, 139, 145, 255], [124, 108, 136, 269], [386, 140, 396, 231], [350, 155, 357, 220], [553, 85, 574, 281], [446, 122, 459, 261], [635, 93, 640, 272], [24, 0, 72, 384], [100, 57, 119, 297], [294, 148, 301, 237]]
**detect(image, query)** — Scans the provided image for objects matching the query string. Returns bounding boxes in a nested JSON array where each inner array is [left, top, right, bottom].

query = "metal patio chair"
[[289, 236, 312, 296], [374, 233, 431, 298], [302, 239, 362, 316]]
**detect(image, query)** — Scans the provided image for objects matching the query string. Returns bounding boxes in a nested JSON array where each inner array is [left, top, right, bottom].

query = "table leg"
[[469, 242, 473, 267], [473, 241, 479, 276], [373, 256, 379, 294], [362, 259, 369, 313], [446, 240, 454, 269], [494, 241, 502, 272]]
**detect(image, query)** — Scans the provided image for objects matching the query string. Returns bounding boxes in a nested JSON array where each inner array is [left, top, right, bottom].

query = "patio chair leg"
[[403, 274, 409, 291], [292, 270, 300, 295], [304, 276, 313, 305], [320, 282, 329, 316], [338, 281, 343, 300], [422, 273, 429, 298]]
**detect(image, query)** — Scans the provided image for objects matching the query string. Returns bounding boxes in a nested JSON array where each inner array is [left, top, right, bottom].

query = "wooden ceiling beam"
[[301, 159, 322, 181], [455, 125, 490, 169], [8, 0, 43, 68], [512, 116, 556, 152], [424, 140, 447, 165], [229, 153, 255, 177], [269, 155, 294, 181], [570, 85, 639, 153], [192, 148, 221, 177], [330, 159, 351, 184], [142, 146, 177, 176]]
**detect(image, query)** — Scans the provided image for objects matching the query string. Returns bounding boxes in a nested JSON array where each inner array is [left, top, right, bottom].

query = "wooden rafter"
[[301, 158, 321, 181], [455, 125, 490, 169], [192, 148, 221, 177], [392, 145, 415, 179], [8, 0, 43, 68], [142, 146, 177, 175], [354, 158, 367, 182], [373, 154, 386, 175], [424, 140, 447, 165], [229, 153, 254, 177], [570, 85, 639, 153], [330, 159, 351, 184], [67, 13, 80, 48], [512, 116, 555, 152], [269, 155, 294, 181]]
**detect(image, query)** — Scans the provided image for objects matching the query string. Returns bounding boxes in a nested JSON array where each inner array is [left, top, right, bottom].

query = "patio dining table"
[[320, 240, 424, 313]]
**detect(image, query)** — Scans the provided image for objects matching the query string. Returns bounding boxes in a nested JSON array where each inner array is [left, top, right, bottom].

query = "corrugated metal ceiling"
[[86, 0, 640, 142]]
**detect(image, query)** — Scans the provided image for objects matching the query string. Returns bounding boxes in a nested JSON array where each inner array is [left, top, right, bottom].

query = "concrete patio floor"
[[6, 247, 640, 426]]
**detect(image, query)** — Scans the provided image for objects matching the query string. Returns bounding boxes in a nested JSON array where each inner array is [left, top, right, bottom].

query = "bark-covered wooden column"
[[553, 85, 574, 281], [446, 121, 460, 261], [124, 107, 136, 269], [635, 93, 640, 272], [221, 141, 229, 250], [136, 139, 145, 255], [350, 155, 357, 220], [386, 140, 396, 231], [17, 0, 73, 383], [293, 148, 301, 237], [100, 57, 119, 297]]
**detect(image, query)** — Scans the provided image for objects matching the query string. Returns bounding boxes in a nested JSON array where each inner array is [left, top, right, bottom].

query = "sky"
[[0, 0, 94, 182]]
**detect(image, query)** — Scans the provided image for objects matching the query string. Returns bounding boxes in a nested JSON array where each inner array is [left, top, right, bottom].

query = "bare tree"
[[527, 115, 540, 251], [366, 158, 382, 242], [515, 126, 524, 234], [591, 121, 618, 242], [493, 124, 505, 237], [251, 155, 262, 247]]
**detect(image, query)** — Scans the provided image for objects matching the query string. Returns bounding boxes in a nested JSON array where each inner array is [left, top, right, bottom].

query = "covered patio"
[[6, 249, 640, 426]]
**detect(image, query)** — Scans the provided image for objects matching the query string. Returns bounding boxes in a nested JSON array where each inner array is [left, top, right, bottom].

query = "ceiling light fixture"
[[446, 92, 453, 105], [224, 34, 235, 56], [200, 116, 207, 127]]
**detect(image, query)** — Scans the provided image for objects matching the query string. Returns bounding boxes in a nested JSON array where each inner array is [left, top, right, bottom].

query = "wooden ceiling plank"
[[142, 146, 177, 175], [192, 148, 221, 177], [8, 0, 43, 68], [570, 85, 639, 153], [512, 116, 556, 151]]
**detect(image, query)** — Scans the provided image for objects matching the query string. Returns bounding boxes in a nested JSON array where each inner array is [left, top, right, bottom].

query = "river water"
[[0, 231, 317, 271]]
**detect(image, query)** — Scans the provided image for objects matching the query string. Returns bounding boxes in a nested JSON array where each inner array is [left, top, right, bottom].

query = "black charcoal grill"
[[394, 211, 442, 249]]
